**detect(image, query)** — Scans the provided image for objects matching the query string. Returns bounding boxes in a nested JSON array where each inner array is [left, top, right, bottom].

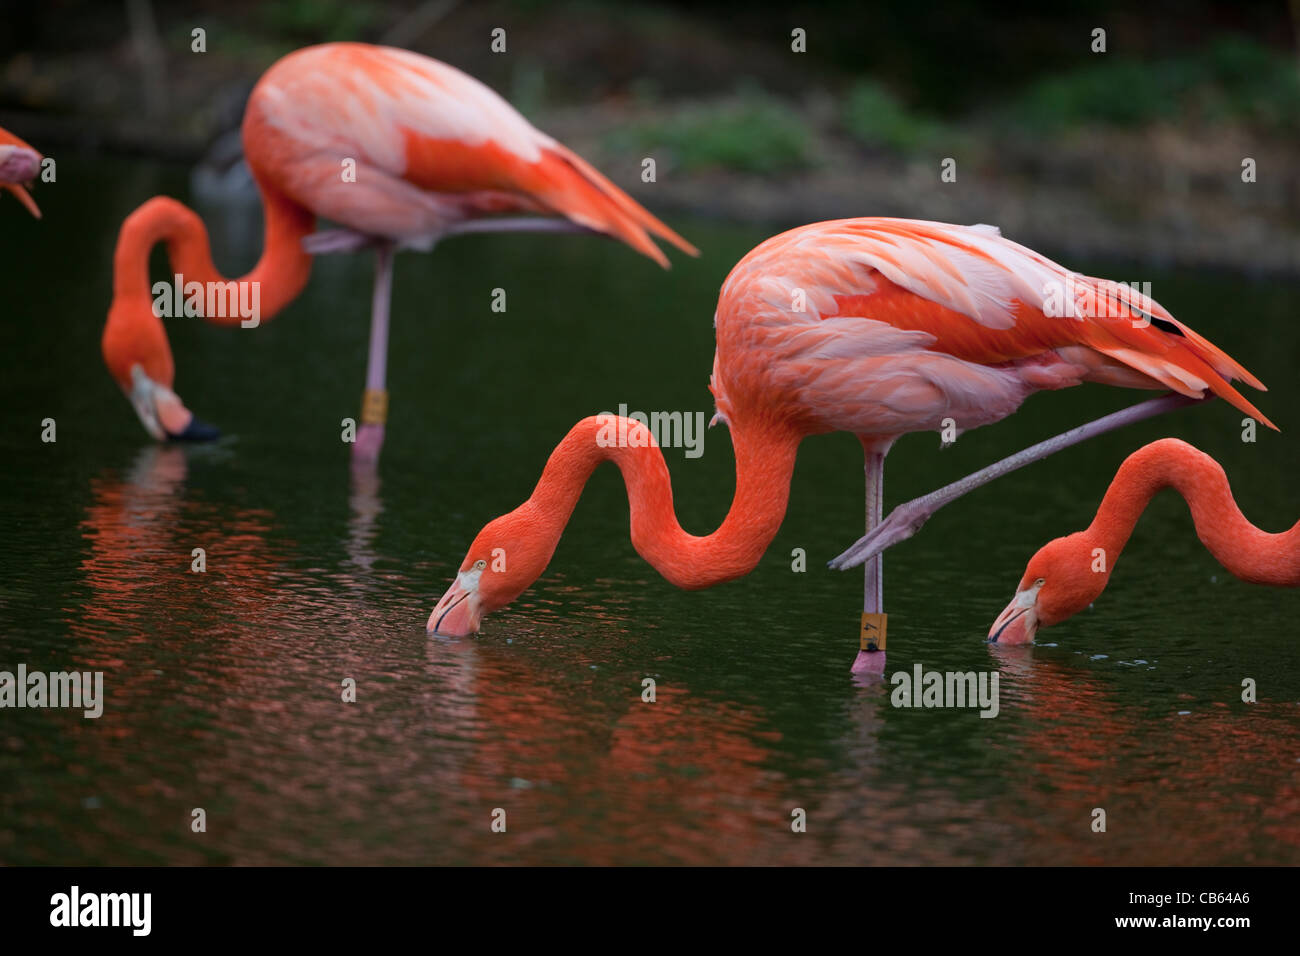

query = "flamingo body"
[[430, 219, 1271, 639], [711, 219, 1269, 444], [243, 44, 691, 261], [103, 43, 695, 445]]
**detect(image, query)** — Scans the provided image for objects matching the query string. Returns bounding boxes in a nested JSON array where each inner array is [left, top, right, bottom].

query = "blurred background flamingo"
[[990, 438, 1300, 644], [428, 218, 1270, 672], [0, 126, 41, 217], [102, 42, 696, 462]]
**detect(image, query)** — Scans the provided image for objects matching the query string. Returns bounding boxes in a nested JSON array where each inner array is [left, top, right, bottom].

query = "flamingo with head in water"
[[102, 42, 696, 459], [0, 126, 41, 217], [989, 438, 1300, 644], [428, 218, 1273, 671]]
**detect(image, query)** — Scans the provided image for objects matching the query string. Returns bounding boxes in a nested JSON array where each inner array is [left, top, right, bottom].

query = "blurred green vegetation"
[[5, 0, 1298, 185], [606, 91, 817, 174], [259, 0, 384, 44], [841, 80, 949, 151], [1005, 37, 1300, 133], [170, 0, 386, 63], [834, 36, 1300, 161], [603, 31, 1300, 179]]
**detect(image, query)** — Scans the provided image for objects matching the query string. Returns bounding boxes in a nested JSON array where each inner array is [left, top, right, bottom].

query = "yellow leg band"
[[361, 388, 388, 426], [860, 612, 887, 652]]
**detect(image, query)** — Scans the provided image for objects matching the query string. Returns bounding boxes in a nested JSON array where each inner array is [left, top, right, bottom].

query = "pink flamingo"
[[990, 438, 1300, 644], [0, 126, 41, 217], [102, 43, 696, 459], [427, 219, 1272, 670]]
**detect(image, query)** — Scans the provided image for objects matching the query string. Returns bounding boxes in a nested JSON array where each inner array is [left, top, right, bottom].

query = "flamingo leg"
[[829, 392, 1204, 571], [308, 217, 599, 469], [443, 217, 600, 238], [302, 229, 376, 255], [851, 447, 889, 676], [352, 242, 394, 467], [303, 218, 598, 257], [863, 449, 885, 613]]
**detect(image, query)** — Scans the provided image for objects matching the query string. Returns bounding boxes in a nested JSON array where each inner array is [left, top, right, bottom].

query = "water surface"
[[1, 156, 1297, 864]]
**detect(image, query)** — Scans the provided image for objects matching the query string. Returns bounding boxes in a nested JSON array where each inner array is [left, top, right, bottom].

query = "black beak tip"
[[167, 417, 221, 442]]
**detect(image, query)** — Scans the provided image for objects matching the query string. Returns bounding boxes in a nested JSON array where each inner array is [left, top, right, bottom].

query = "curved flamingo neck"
[[111, 174, 315, 320], [525, 414, 802, 590], [1086, 439, 1300, 586]]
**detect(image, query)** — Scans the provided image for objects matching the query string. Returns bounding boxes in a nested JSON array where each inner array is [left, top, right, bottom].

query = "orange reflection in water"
[[57, 451, 1295, 864], [989, 645, 1300, 864]]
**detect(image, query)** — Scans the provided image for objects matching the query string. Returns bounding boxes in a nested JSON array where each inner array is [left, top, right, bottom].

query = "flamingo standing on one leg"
[[989, 438, 1300, 644], [427, 218, 1272, 669], [102, 42, 696, 459], [0, 127, 41, 217]]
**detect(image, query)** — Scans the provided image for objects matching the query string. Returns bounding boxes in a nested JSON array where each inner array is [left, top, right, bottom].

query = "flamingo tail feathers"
[[532, 143, 698, 268]]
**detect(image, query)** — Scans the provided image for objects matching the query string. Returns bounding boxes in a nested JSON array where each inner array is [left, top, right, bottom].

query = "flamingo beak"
[[989, 589, 1039, 645], [128, 366, 220, 442], [0, 145, 41, 218], [427, 574, 482, 637]]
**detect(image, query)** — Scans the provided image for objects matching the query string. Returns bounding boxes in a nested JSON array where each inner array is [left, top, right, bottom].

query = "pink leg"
[[444, 217, 598, 238], [306, 218, 596, 257], [852, 447, 888, 675], [829, 393, 1203, 570], [352, 243, 394, 467], [862, 448, 884, 614], [324, 219, 594, 469]]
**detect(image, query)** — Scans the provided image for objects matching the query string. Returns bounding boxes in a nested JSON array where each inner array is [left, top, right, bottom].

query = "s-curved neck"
[[111, 174, 315, 321], [526, 415, 802, 590], [1088, 439, 1300, 586]]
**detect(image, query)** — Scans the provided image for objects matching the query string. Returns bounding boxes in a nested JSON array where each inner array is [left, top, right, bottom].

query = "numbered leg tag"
[[860, 612, 887, 652], [361, 388, 388, 426]]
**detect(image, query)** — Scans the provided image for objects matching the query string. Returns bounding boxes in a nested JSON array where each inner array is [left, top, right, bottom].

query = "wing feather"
[[244, 43, 694, 264], [714, 218, 1274, 433]]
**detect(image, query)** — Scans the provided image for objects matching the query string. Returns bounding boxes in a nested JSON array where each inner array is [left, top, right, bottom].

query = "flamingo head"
[[427, 507, 555, 637], [989, 532, 1108, 644], [103, 298, 219, 442]]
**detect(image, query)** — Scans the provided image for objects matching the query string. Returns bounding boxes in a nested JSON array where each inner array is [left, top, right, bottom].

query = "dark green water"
[[1, 157, 1297, 865]]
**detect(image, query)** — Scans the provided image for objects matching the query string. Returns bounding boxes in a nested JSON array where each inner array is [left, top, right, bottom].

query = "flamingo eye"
[[1034, 577, 1046, 588], [473, 559, 487, 571]]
